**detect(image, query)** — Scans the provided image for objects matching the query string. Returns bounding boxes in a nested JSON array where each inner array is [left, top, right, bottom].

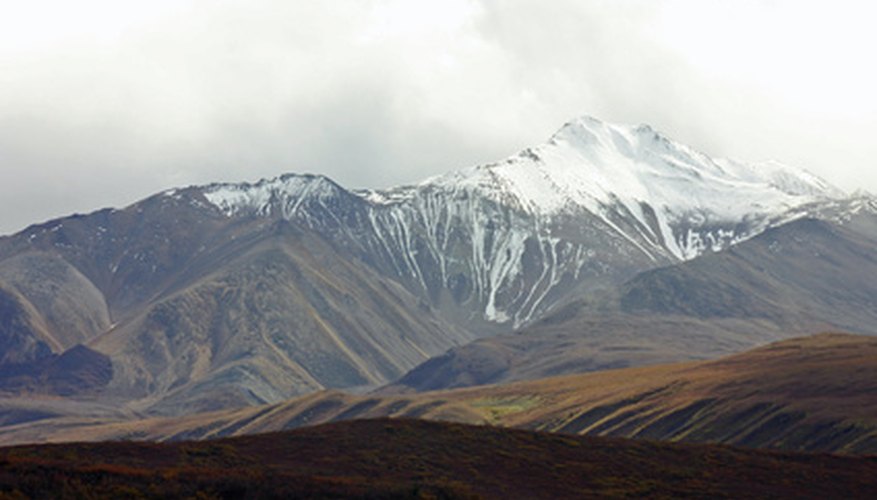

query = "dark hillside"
[[2, 419, 877, 499]]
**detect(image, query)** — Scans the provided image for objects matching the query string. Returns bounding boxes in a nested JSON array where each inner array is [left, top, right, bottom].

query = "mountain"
[[0, 115, 846, 415], [14, 333, 875, 456], [4, 418, 877, 499], [391, 198, 877, 391]]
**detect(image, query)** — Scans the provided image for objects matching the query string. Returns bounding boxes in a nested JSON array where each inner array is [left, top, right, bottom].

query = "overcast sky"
[[1, 0, 875, 235]]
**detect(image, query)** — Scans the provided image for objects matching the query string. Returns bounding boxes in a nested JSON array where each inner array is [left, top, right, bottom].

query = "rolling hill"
[[5, 333, 877, 456]]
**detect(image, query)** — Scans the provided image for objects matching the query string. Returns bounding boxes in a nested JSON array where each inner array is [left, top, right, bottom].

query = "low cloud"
[[0, 0, 874, 234]]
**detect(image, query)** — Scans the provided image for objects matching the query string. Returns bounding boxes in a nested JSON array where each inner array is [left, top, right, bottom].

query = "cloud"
[[473, 0, 877, 188], [0, 0, 875, 234]]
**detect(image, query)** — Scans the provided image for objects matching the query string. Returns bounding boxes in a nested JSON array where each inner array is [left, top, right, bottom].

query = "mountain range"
[[0, 114, 872, 422]]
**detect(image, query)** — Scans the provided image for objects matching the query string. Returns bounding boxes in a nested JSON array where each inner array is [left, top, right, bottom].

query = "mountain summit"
[[410, 115, 842, 259], [200, 116, 842, 262]]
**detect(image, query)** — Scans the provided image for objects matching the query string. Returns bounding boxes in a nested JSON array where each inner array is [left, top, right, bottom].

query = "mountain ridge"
[[156, 115, 847, 326], [199, 115, 843, 261]]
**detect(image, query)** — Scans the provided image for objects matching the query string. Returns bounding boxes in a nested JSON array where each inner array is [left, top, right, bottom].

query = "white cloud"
[[0, 0, 874, 234]]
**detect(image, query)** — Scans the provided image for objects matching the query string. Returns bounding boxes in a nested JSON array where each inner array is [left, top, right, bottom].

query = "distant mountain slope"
[[93, 220, 472, 415], [7, 333, 877, 456], [0, 253, 110, 353], [616, 202, 877, 330], [392, 200, 877, 391], [3, 418, 877, 499]]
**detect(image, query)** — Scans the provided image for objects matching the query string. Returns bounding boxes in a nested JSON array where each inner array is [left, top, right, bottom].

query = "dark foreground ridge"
[[2, 418, 877, 499]]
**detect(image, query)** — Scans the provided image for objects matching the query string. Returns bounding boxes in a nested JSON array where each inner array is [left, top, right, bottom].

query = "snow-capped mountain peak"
[[414, 116, 842, 258], [202, 173, 344, 217], [189, 115, 846, 326], [449, 115, 837, 211], [197, 116, 841, 229]]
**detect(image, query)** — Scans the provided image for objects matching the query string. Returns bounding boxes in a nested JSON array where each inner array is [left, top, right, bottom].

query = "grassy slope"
[[5, 333, 877, 455], [2, 418, 877, 499]]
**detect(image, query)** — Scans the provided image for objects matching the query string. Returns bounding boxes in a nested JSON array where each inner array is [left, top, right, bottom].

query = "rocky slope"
[[391, 198, 877, 391]]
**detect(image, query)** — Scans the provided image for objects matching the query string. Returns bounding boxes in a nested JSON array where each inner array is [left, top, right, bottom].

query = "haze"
[[0, 0, 875, 235]]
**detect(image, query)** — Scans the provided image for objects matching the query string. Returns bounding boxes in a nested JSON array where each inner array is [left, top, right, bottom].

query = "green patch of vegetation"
[[469, 395, 541, 423]]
